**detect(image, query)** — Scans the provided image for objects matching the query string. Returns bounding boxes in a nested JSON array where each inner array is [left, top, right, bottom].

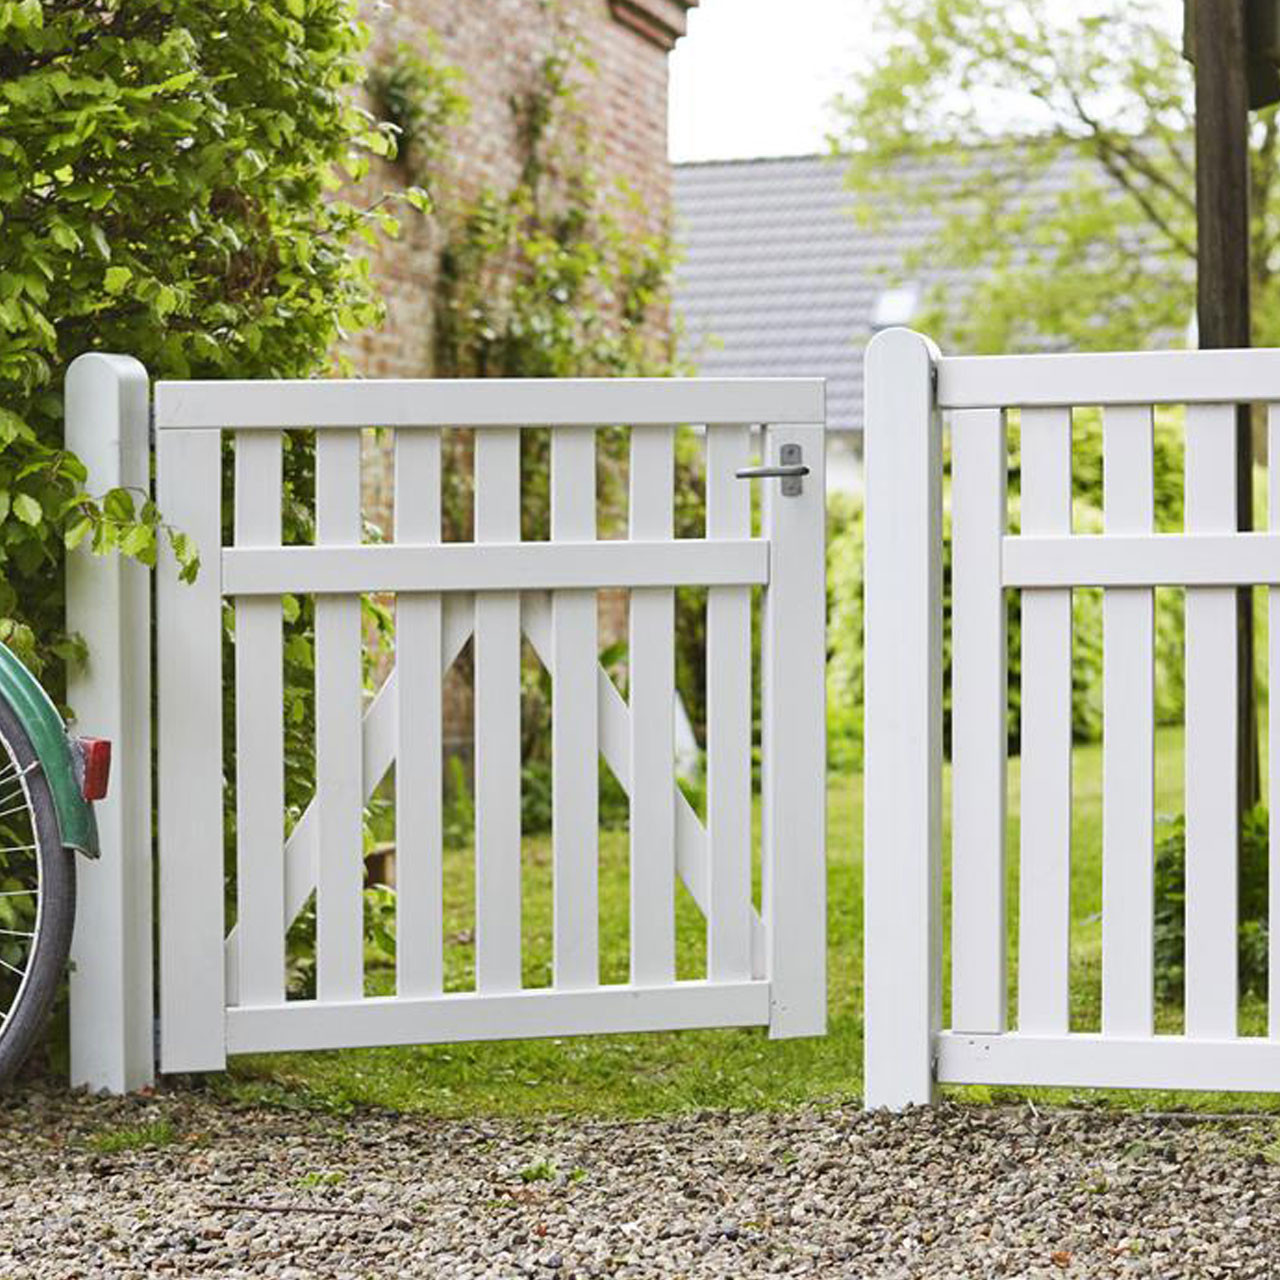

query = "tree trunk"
[[1193, 0, 1261, 819]]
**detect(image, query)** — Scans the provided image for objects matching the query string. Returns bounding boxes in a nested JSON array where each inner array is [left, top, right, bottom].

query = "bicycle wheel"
[[0, 693, 75, 1085]]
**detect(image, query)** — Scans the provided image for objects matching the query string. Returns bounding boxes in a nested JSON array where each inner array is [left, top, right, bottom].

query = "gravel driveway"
[[0, 1086, 1278, 1277]]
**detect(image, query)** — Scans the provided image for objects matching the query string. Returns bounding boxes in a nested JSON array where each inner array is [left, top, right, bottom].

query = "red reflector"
[[78, 737, 111, 802]]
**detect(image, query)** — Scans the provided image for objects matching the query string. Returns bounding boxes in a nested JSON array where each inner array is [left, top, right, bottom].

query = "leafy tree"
[[832, 0, 1280, 353], [0, 0, 410, 681]]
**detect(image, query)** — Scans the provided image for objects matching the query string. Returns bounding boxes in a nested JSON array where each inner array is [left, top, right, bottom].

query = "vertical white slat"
[[706, 424, 753, 981], [1185, 402, 1238, 1038], [474, 428, 523, 992], [762, 423, 827, 1036], [551, 426, 599, 989], [157, 428, 226, 1072], [863, 328, 942, 1108], [395, 428, 444, 997], [628, 426, 676, 985], [1101, 405, 1155, 1037], [65, 354, 154, 1092], [949, 407, 1008, 1033], [314, 430, 365, 1003], [1018, 406, 1073, 1035], [234, 432, 285, 1008], [1271, 404, 1280, 1040]]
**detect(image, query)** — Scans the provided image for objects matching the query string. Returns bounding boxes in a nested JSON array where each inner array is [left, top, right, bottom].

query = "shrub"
[[1154, 806, 1270, 1004], [0, 0, 406, 684]]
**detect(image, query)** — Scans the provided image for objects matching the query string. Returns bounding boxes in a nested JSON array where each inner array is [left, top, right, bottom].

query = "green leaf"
[[64, 516, 93, 550], [103, 266, 132, 295], [87, 223, 110, 261], [12, 493, 41, 526], [102, 488, 135, 523]]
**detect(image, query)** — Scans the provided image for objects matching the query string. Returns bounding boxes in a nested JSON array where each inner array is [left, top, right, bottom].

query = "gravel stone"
[[1, 1087, 1279, 1276]]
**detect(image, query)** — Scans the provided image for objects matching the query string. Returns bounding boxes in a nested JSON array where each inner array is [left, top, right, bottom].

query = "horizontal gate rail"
[[155, 376, 825, 429], [937, 346, 1280, 408], [227, 980, 771, 1055], [938, 1032, 1280, 1094], [1003, 532, 1280, 586], [221, 539, 769, 595]]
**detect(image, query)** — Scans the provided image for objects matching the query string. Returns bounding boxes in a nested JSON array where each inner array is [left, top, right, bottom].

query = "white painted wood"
[[949, 408, 1008, 1033], [223, 595, 475, 998], [221, 539, 768, 595], [1101, 405, 1155, 1037], [1184, 403, 1238, 1039], [65, 353, 155, 1092], [938, 346, 1280, 410], [706, 424, 753, 982], [394, 429, 444, 997], [1018, 406, 1073, 1036], [314, 430, 365, 1003], [155, 377, 826, 430], [157, 428, 226, 1072], [763, 424, 827, 1038], [628, 426, 676, 985], [863, 328, 943, 1107], [1003, 532, 1280, 586], [551, 427, 598, 989], [473, 428, 523, 993], [233, 432, 286, 1008], [937, 1030, 1280, 1092], [1271, 405, 1280, 1040], [522, 591, 768, 968], [227, 979, 771, 1054]]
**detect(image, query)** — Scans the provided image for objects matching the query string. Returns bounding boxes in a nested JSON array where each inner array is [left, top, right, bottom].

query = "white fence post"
[[65, 353, 154, 1093], [863, 328, 943, 1109]]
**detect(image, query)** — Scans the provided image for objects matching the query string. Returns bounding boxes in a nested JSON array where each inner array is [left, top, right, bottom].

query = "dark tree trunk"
[[1193, 0, 1261, 819]]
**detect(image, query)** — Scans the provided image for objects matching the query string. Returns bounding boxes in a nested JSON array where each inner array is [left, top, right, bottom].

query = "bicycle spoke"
[[0, 956, 26, 979], [0, 929, 33, 939], [0, 890, 37, 899]]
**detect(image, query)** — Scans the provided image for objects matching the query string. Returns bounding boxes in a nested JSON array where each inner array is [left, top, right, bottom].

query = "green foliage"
[[86, 1120, 178, 1153], [1154, 807, 1271, 1004], [0, 0, 401, 686], [833, 0, 1280, 353], [367, 38, 469, 186]]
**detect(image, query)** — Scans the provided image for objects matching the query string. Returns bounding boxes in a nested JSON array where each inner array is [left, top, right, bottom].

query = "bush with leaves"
[[0, 0, 413, 686], [1154, 806, 1270, 1005]]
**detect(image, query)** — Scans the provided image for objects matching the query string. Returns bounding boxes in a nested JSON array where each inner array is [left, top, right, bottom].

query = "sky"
[[668, 0, 864, 163], [668, 0, 1185, 164]]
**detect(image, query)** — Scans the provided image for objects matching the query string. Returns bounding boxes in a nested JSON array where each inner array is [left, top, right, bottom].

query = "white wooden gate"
[[153, 377, 825, 1072], [865, 327, 1280, 1107]]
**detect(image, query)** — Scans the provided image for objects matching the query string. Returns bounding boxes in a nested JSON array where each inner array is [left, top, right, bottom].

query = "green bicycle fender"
[[0, 645, 99, 857]]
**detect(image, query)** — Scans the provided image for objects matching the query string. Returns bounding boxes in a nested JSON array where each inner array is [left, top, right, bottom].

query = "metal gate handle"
[[734, 443, 808, 496]]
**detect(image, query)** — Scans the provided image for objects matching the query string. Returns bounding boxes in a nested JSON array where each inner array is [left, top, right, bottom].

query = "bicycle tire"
[[0, 694, 75, 1086]]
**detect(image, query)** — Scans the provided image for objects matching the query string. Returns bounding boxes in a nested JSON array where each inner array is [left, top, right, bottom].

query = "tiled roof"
[[672, 150, 1125, 433]]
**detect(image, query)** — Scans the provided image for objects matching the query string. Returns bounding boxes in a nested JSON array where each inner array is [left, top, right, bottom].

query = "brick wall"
[[348, 0, 693, 384]]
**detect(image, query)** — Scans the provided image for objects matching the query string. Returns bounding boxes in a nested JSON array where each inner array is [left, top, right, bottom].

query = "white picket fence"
[[63, 363, 827, 1086], [865, 327, 1280, 1107]]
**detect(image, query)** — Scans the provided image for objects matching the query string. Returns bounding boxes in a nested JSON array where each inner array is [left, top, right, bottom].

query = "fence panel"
[[143, 375, 825, 1072], [865, 329, 1280, 1107]]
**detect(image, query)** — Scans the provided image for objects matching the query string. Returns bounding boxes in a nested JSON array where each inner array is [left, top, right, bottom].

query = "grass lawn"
[[217, 724, 1280, 1120]]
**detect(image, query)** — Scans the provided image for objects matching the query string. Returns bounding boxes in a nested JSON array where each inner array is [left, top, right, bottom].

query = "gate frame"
[[64, 364, 827, 1089]]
